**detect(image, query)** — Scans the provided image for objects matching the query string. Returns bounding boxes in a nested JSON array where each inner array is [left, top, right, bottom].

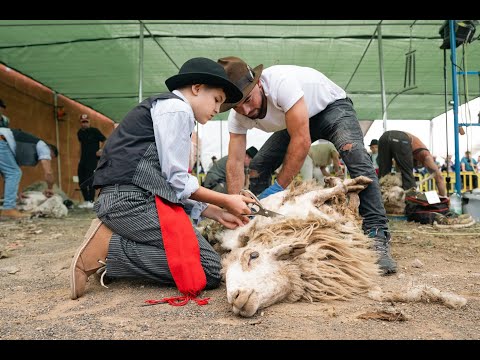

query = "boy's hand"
[[216, 210, 250, 229], [223, 194, 255, 218]]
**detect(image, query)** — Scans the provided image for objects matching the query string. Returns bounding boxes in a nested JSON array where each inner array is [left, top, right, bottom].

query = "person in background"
[[208, 155, 218, 171], [191, 160, 205, 175], [77, 114, 106, 209], [0, 99, 10, 128], [0, 127, 58, 219], [0, 99, 23, 218], [204, 146, 258, 194], [308, 140, 343, 184], [441, 154, 454, 173], [368, 139, 379, 175], [218, 56, 396, 275], [12, 129, 59, 198], [377, 130, 447, 197], [460, 150, 478, 189], [0, 127, 27, 218]]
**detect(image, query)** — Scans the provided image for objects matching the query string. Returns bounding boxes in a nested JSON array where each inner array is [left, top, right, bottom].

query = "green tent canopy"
[[1, 20, 479, 122]]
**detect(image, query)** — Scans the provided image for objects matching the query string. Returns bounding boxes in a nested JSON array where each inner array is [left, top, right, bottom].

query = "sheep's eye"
[[250, 251, 259, 260]]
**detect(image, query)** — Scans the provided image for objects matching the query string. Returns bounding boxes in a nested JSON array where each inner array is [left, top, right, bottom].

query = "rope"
[[145, 294, 210, 307], [344, 20, 382, 91], [443, 48, 451, 196], [462, 44, 473, 153]]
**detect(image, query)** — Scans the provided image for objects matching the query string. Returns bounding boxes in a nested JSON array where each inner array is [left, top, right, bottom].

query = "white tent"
[[364, 96, 480, 164], [197, 122, 271, 170], [198, 97, 480, 170]]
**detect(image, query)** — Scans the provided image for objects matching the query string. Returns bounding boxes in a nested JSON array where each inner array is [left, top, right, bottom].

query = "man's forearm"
[[435, 172, 447, 197], [39, 159, 55, 189], [45, 173, 55, 189], [276, 138, 310, 188], [226, 160, 245, 194]]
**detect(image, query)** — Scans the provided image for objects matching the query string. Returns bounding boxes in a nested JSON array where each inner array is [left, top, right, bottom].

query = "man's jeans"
[[0, 140, 22, 209], [249, 98, 388, 232]]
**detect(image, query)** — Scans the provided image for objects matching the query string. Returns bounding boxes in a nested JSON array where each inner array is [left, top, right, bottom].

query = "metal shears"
[[240, 189, 284, 218]]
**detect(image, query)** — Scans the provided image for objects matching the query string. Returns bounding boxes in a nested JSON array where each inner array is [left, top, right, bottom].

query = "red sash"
[[144, 196, 209, 306]]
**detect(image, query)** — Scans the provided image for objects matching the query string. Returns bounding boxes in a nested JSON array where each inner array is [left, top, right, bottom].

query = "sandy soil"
[[0, 209, 479, 340]]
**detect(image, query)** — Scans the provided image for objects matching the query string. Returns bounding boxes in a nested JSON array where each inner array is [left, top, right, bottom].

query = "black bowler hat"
[[369, 139, 379, 146], [165, 57, 243, 106]]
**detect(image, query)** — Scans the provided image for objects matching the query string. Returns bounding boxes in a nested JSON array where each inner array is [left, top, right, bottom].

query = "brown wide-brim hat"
[[217, 56, 263, 112], [165, 57, 243, 106]]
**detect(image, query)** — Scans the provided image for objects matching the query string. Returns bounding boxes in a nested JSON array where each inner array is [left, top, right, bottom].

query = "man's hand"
[[43, 189, 54, 198], [257, 180, 283, 200]]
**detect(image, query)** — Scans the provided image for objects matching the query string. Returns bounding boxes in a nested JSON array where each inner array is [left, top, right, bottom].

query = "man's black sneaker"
[[367, 228, 397, 275]]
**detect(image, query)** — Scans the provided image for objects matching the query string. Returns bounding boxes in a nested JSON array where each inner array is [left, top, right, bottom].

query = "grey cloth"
[[203, 156, 228, 191], [94, 185, 222, 289]]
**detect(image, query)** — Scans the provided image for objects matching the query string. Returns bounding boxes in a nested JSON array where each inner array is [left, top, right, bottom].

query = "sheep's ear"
[[273, 242, 307, 260]]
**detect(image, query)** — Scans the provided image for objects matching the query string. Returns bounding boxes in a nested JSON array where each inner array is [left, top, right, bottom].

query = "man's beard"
[[248, 89, 268, 119], [257, 89, 268, 119]]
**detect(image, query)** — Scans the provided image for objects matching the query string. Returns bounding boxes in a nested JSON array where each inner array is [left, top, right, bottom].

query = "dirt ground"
[[0, 208, 479, 340]]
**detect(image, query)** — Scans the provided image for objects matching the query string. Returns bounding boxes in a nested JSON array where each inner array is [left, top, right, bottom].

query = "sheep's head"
[[222, 242, 306, 317]]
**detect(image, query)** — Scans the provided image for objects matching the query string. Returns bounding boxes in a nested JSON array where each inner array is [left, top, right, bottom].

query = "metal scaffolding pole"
[[377, 23, 388, 132], [53, 91, 62, 190], [449, 20, 462, 195], [138, 22, 144, 103]]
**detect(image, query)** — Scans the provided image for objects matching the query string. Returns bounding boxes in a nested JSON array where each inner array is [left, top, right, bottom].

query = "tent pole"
[[138, 22, 144, 103], [449, 20, 462, 195], [429, 119, 434, 154], [196, 124, 201, 184], [53, 91, 62, 190], [377, 23, 387, 132], [220, 119, 223, 158]]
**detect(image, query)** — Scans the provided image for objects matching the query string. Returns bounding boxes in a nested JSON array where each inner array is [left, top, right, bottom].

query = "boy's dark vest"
[[11, 129, 42, 166], [93, 93, 184, 204]]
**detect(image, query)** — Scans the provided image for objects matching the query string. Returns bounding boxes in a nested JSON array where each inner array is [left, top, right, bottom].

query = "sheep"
[[204, 176, 467, 317], [379, 173, 406, 215], [18, 191, 68, 218], [204, 177, 381, 317]]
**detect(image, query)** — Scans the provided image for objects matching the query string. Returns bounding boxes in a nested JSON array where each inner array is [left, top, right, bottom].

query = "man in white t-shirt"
[[218, 56, 396, 275]]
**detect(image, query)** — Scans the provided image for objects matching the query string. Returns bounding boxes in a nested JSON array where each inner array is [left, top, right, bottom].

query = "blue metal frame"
[[449, 20, 480, 194], [457, 71, 480, 75], [449, 20, 462, 195]]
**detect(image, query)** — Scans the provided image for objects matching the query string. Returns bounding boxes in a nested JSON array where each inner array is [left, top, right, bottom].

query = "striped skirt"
[[94, 184, 221, 289]]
